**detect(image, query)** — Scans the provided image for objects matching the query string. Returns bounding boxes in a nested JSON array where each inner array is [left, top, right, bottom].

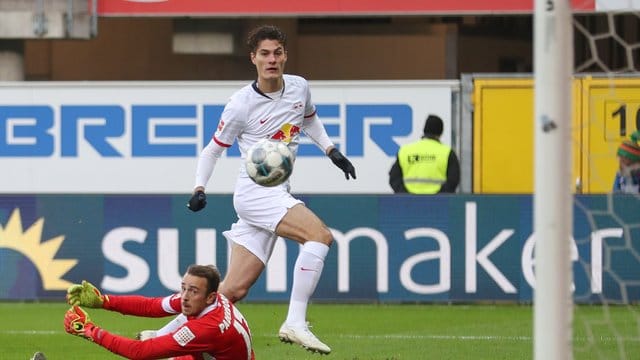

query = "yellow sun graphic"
[[0, 208, 78, 290]]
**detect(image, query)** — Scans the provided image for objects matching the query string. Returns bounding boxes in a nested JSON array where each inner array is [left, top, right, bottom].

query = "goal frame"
[[533, 0, 574, 359]]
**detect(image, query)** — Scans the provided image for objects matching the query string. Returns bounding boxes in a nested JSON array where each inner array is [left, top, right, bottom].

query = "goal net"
[[535, 1, 640, 359], [572, 6, 640, 360]]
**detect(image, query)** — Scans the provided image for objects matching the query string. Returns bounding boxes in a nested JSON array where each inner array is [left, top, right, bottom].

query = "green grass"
[[0, 302, 638, 359]]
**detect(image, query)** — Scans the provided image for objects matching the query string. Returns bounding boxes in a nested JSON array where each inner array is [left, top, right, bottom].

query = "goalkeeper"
[[63, 264, 254, 360]]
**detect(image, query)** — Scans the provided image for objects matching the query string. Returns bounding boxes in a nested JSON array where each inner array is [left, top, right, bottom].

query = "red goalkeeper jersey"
[[96, 293, 255, 360]]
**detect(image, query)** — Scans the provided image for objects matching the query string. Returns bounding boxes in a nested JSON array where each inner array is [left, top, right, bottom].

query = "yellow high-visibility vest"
[[398, 138, 451, 194]]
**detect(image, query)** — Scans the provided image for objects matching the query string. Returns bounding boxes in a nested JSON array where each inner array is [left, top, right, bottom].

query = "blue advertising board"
[[0, 194, 637, 303]]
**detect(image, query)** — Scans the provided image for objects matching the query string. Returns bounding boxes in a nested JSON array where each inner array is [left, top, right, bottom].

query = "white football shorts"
[[223, 175, 303, 264]]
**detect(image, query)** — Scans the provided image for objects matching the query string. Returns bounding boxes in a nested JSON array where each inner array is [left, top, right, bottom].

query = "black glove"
[[328, 148, 356, 180], [187, 190, 207, 212]]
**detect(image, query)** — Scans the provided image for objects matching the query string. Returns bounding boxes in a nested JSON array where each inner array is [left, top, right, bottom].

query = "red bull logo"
[[271, 123, 300, 144]]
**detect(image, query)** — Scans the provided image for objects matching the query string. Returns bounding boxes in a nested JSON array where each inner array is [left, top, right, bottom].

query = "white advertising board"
[[0, 80, 456, 194]]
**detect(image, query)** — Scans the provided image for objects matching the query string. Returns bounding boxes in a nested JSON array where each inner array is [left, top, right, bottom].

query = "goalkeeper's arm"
[[67, 280, 180, 317], [64, 306, 171, 359]]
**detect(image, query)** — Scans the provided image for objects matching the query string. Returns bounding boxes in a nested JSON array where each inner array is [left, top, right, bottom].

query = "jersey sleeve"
[[97, 320, 221, 359], [98, 324, 209, 359], [300, 81, 333, 152], [214, 98, 248, 147], [194, 140, 227, 189], [194, 94, 247, 189], [103, 293, 181, 317], [303, 80, 317, 120]]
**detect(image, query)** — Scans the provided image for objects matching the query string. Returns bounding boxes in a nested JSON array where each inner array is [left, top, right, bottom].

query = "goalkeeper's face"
[[180, 274, 216, 317]]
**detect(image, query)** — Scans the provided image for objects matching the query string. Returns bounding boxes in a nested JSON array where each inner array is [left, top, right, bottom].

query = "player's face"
[[251, 39, 287, 81], [180, 274, 215, 316]]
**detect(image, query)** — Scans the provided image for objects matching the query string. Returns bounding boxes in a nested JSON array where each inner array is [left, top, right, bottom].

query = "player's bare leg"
[[276, 204, 332, 354], [218, 243, 265, 302]]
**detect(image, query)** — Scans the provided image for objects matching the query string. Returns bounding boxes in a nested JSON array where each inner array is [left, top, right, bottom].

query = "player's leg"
[[277, 203, 332, 325], [218, 242, 265, 302], [233, 179, 332, 353], [275, 203, 332, 354], [218, 216, 281, 303]]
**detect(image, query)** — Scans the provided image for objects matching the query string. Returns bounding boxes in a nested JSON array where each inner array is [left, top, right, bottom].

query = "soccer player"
[[64, 264, 254, 360], [185, 24, 356, 354]]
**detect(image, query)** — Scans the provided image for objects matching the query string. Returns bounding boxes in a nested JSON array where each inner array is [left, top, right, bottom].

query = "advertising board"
[[98, 0, 601, 16], [1, 194, 636, 304], [0, 81, 455, 194]]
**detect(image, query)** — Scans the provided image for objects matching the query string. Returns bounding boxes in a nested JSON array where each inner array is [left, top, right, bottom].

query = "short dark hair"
[[246, 25, 287, 53], [186, 264, 221, 295]]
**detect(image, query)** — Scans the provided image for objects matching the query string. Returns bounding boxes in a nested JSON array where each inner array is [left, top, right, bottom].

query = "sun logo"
[[0, 208, 77, 290]]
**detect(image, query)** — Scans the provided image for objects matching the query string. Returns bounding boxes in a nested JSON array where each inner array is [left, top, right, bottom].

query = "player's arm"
[[188, 102, 246, 212], [302, 111, 356, 180], [67, 280, 180, 317], [102, 294, 181, 318], [101, 322, 221, 360], [65, 306, 194, 360], [188, 139, 227, 211]]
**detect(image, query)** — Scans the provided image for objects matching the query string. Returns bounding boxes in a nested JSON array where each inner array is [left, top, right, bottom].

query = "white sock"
[[285, 241, 329, 327]]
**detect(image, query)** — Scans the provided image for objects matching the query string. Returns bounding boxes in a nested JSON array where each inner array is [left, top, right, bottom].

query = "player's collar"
[[252, 80, 285, 100]]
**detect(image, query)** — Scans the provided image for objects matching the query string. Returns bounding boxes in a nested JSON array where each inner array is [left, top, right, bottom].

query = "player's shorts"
[[223, 175, 303, 264]]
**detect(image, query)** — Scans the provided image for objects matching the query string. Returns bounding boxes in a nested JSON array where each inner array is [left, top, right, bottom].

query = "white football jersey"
[[213, 74, 316, 161]]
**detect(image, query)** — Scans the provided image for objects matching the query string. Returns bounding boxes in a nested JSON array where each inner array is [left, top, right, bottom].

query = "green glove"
[[66, 280, 108, 308], [63, 306, 103, 342]]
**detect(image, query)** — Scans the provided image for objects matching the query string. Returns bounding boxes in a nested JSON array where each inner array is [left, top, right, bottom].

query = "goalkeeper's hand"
[[66, 280, 108, 308], [64, 306, 103, 342], [187, 190, 207, 212], [328, 148, 356, 180]]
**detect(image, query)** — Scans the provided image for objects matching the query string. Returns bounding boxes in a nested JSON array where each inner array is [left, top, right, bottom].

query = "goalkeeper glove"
[[187, 190, 207, 212], [64, 306, 103, 342], [66, 280, 108, 308], [328, 148, 356, 180]]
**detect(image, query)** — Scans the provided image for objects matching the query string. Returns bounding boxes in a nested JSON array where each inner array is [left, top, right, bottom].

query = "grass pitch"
[[0, 302, 637, 359]]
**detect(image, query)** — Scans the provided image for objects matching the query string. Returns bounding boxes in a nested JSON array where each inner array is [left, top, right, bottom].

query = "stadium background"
[[0, 0, 638, 304]]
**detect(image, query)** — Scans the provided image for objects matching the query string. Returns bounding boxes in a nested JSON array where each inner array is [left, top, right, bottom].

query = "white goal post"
[[533, 0, 574, 359]]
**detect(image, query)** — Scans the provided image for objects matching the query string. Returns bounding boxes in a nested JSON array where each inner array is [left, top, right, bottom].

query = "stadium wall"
[[0, 194, 637, 304]]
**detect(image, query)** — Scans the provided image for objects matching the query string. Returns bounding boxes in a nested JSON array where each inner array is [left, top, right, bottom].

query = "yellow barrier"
[[472, 76, 639, 193]]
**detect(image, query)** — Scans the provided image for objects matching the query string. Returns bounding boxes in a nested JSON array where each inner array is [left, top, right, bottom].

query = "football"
[[245, 139, 294, 187]]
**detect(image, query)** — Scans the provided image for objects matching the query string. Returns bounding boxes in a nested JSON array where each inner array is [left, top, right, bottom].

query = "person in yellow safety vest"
[[388, 115, 460, 194]]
